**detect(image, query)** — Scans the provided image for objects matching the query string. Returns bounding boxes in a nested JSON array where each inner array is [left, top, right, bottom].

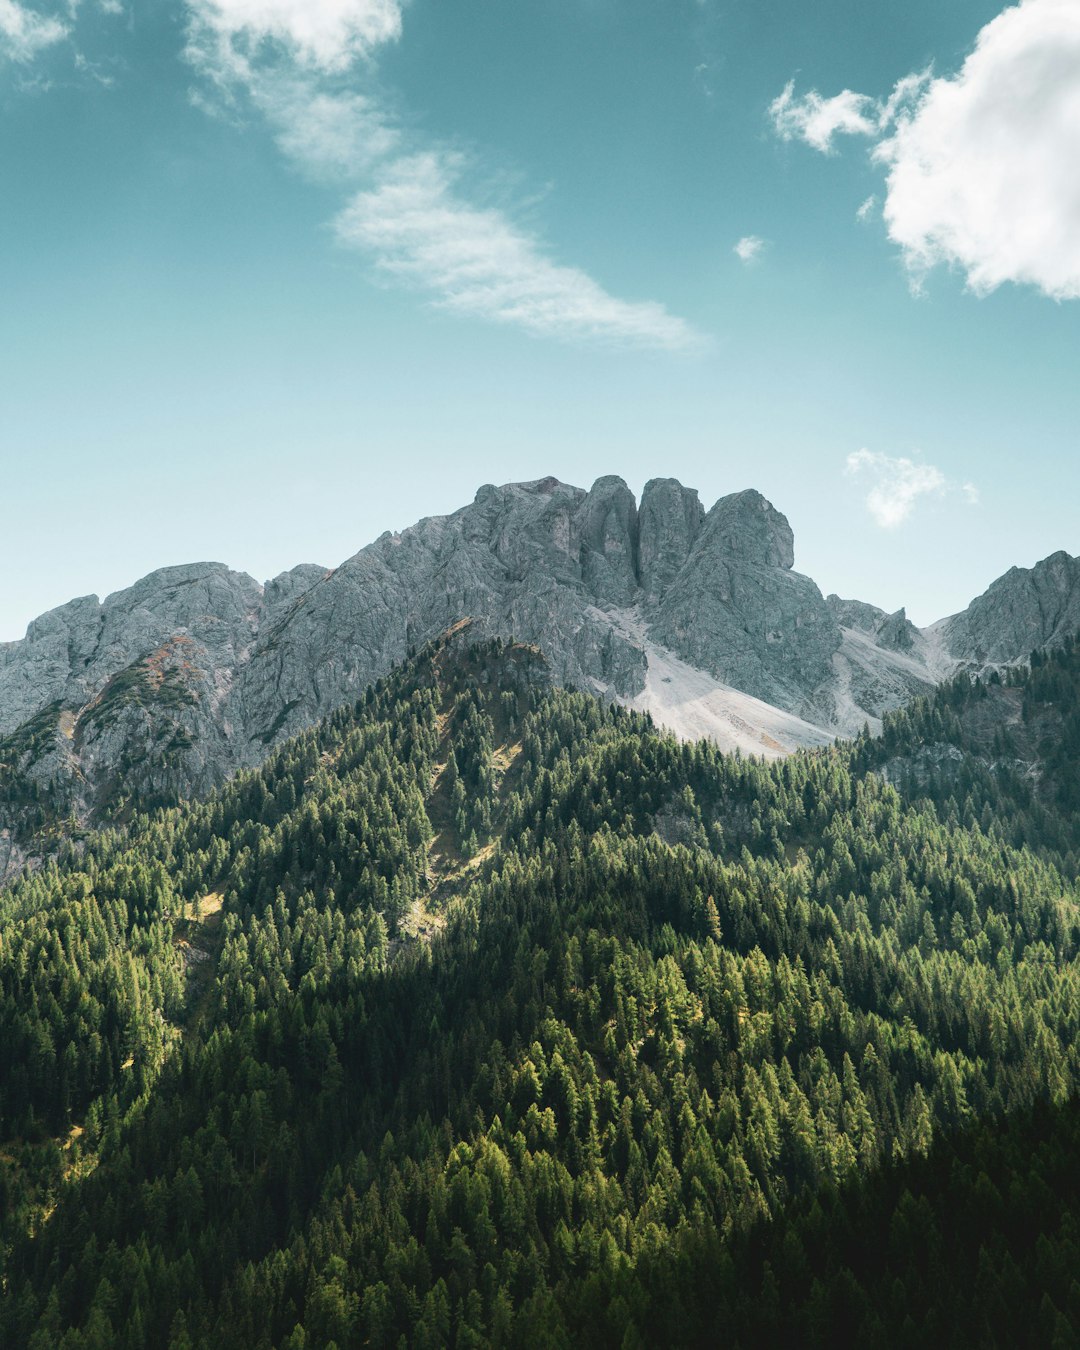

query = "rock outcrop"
[[648, 489, 838, 716], [938, 551, 1080, 668]]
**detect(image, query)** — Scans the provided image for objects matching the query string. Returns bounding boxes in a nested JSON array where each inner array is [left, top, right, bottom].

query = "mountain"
[[936, 548, 1080, 667], [1, 474, 1076, 875], [3, 627, 1080, 1347]]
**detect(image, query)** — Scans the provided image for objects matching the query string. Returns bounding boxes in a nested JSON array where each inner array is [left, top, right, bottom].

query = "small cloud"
[[769, 81, 879, 154], [0, 0, 69, 63], [845, 449, 953, 528], [734, 234, 766, 264], [856, 195, 877, 223], [768, 73, 929, 154], [73, 49, 115, 85], [961, 481, 980, 505], [694, 60, 716, 99]]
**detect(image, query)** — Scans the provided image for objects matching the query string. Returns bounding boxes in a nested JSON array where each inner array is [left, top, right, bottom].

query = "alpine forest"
[[2, 625, 1080, 1349]]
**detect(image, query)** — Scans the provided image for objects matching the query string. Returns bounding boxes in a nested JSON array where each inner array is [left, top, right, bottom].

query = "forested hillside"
[[857, 634, 1080, 868], [2, 625, 1079, 1347]]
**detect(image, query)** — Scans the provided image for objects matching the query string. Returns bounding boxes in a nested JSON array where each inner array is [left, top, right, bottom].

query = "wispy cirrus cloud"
[[183, 0, 403, 171], [336, 153, 701, 349], [182, 0, 701, 350], [771, 0, 1080, 302], [845, 449, 977, 528], [0, 0, 68, 62], [185, 0, 403, 76]]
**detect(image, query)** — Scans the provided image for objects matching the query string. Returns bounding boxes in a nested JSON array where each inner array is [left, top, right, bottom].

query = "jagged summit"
[[1, 472, 1076, 877], [939, 549, 1080, 667]]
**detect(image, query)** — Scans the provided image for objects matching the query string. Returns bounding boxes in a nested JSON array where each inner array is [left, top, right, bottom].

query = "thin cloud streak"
[[336, 153, 704, 350], [183, 0, 701, 350]]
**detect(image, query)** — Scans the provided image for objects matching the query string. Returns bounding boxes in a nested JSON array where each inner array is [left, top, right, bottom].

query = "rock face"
[[638, 478, 705, 595], [938, 551, 1080, 668], [648, 489, 838, 714], [1, 473, 1076, 873]]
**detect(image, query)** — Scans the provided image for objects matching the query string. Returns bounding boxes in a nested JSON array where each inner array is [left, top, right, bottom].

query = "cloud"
[[335, 152, 703, 350], [181, 0, 701, 349], [260, 78, 399, 181], [772, 0, 1080, 301], [769, 72, 930, 154], [185, 0, 403, 74], [845, 449, 961, 528], [875, 0, 1080, 299], [855, 195, 877, 223], [733, 234, 765, 263], [769, 82, 880, 153], [0, 0, 68, 61]]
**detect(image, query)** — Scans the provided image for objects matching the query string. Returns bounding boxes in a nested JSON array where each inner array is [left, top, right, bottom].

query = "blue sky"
[[1, 0, 1078, 638]]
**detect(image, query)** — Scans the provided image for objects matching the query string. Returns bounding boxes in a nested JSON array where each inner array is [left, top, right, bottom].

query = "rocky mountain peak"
[[638, 477, 705, 594], [875, 608, 918, 653], [942, 548, 1080, 667], [699, 489, 795, 571], [577, 475, 639, 606], [3, 470, 1077, 882], [826, 595, 919, 653]]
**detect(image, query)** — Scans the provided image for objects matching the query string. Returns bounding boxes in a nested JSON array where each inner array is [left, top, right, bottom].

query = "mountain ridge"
[[1, 473, 1077, 876]]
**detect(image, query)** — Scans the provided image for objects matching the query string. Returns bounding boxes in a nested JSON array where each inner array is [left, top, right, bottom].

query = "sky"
[[1, 0, 1078, 639]]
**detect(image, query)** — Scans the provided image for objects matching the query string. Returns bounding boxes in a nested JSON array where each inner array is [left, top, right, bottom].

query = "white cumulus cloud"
[[771, 0, 1080, 301], [0, 0, 68, 62], [875, 0, 1080, 299], [845, 449, 957, 528], [335, 153, 702, 350], [733, 235, 765, 263]]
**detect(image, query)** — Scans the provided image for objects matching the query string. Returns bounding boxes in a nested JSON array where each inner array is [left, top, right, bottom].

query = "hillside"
[[1, 624, 1079, 1346], [853, 635, 1080, 871]]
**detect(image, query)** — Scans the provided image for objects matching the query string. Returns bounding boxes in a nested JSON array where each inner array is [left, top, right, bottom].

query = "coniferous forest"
[[2, 627, 1080, 1347]]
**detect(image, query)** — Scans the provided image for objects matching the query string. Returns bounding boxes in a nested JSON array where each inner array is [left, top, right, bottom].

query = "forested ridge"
[[2, 626, 1080, 1347]]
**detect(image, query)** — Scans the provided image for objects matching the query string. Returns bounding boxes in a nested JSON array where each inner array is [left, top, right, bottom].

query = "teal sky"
[[2, 0, 1077, 638]]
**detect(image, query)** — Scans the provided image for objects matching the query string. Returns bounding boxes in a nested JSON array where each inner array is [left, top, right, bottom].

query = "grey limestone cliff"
[[938, 551, 1080, 668]]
